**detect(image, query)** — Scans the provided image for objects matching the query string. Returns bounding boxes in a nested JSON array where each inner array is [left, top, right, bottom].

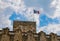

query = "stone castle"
[[0, 21, 60, 41]]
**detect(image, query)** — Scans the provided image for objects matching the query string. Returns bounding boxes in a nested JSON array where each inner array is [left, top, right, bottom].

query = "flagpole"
[[33, 14, 34, 22], [33, 9, 34, 22]]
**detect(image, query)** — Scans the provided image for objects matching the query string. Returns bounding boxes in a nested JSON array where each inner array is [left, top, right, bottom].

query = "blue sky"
[[0, 0, 60, 35]]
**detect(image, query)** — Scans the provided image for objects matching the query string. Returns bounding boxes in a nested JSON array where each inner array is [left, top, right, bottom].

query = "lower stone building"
[[0, 21, 60, 41]]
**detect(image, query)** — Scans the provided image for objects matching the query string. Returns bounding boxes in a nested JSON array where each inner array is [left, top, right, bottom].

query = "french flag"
[[34, 10, 40, 14]]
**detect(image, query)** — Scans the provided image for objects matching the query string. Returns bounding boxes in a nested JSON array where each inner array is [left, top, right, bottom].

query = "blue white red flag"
[[34, 10, 40, 14]]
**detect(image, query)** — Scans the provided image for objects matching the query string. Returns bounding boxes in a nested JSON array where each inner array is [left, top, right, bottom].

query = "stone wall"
[[0, 27, 60, 41], [0, 21, 60, 41], [13, 21, 36, 33]]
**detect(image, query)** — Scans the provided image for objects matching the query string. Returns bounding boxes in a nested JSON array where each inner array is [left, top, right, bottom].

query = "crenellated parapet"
[[50, 33, 58, 41], [0, 21, 60, 41], [14, 27, 22, 41], [0, 27, 60, 41], [1, 27, 10, 41], [38, 31, 47, 41], [26, 30, 36, 41], [2, 27, 9, 34]]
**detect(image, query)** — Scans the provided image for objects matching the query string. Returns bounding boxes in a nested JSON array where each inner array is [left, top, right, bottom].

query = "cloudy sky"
[[0, 0, 60, 35]]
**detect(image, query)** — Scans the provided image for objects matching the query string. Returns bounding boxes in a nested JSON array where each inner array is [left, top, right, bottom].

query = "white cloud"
[[50, 0, 60, 18], [23, 7, 42, 27], [37, 23, 60, 35], [0, 0, 43, 31], [0, 0, 60, 35], [50, 0, 57, 8], [0, 7, 13, 30], [0, 0, 26, 12], [36, 0, 60, 34], [0, 0, 26, 30]]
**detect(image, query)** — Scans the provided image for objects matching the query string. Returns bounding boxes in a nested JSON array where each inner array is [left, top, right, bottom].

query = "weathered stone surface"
[[27, 30, 35, 41], [1, 28, 10, 41], [39, 31, 47, 41], [50, 33, 58, 41], [0, 21, 60, 41], [13, 21, 36, 33], [14, 28, 22, 41]]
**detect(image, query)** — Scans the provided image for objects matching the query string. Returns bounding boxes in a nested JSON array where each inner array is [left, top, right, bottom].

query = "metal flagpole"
[[33, 11, 35, 22], [33, 14, 34, 22]]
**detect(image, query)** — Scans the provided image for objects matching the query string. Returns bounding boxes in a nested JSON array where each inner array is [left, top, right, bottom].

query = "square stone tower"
[[13, 21, 36, 33]]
